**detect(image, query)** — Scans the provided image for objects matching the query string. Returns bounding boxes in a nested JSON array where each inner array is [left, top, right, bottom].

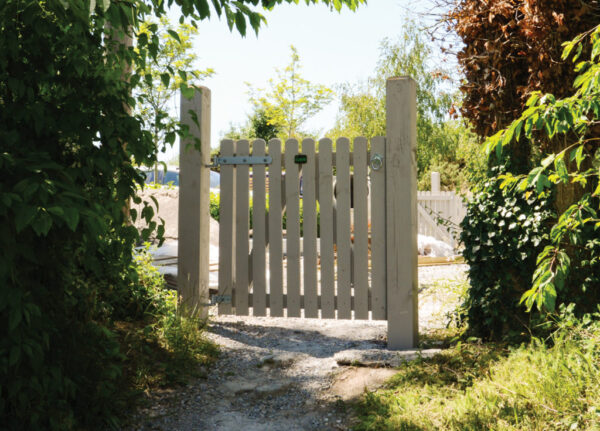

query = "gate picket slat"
[[318, 139, 335, 318], [302, 139, 318, 318], [235, 140, 250, 315], [268, 139, 284, 317], [284, 139, 301, 317], [353, 137, 369, 319], [336, 138, 352, 319], [370, 137, 386, 319], [252, 139, 267, 316], [218, 140, 235, 315]]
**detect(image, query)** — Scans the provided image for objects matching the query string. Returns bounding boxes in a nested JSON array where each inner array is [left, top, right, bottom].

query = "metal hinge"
[[206, 155, 272, 168]]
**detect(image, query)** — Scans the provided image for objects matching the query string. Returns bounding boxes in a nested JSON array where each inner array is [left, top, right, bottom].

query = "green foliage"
[[417, 121, 487, 191], [247, 45, 334, 139], [482, 25, 600, 314], [221, 108, 282, 141], [210, 191, 220, 221], [328, 22, 484, 190], [459, 166, 554, 340], [117, 248, 217, 391], [135, 17, 213, 180], [0, 0, 363, 428], [111, 250, 218, 394], [355, 316, 600, 430], [249, 108, 282, 141]]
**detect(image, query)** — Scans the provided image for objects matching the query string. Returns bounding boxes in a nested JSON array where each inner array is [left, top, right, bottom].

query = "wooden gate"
[[216, 137, 388, 320], [178, 77, 418, 349]]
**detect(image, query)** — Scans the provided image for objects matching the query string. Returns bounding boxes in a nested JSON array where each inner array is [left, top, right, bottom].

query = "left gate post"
[[178, 87, 211, 318]]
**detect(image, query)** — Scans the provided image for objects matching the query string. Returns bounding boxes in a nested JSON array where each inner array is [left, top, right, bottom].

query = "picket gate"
[[178, 77, 419, 349], [215, 137, 388, 320]]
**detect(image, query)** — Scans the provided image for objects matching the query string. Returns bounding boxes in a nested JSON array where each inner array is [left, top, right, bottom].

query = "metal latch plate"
[[210, 294, 231, 305], [215, 156, 272, 166]]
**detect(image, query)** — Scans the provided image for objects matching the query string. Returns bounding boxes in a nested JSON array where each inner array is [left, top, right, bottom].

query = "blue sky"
[[163, 0, 435, 160]]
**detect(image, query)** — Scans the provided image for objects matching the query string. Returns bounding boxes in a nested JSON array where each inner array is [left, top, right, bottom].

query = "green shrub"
[[461, 163, 600, 340], [459, 166, 555, 340]]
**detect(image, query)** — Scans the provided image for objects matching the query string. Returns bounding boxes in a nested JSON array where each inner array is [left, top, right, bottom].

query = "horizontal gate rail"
[[227, 291, 382, 317]]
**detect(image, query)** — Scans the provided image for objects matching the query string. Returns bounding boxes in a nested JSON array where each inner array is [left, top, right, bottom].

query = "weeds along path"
[[125, 265, 467, 431]]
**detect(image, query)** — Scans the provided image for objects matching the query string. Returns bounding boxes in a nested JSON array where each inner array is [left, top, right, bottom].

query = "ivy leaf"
[[9, 309, 21, 332], [9, 346, 21, 367]]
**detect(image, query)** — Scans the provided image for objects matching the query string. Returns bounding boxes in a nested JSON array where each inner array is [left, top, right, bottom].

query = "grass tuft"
[[114, 247, 218, 404], [355, 322, 600, 430]]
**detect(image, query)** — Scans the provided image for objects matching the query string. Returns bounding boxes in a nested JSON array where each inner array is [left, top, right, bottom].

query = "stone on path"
[[333, 348, 441, 368], [223, 379, 256, 395], [259, 352, 303, 368], [329, 367, 398, 401]]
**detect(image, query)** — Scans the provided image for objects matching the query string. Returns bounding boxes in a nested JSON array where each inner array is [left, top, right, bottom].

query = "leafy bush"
[[0, 0, 360, 429], [475, 26, 600, 319], [459, 166, 554, 340]]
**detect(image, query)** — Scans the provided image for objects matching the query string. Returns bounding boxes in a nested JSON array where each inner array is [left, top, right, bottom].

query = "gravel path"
[[125, 264, 468, 431]]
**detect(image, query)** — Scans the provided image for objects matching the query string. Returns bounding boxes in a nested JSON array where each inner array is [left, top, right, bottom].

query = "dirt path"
[[125, 265, 467, 431]]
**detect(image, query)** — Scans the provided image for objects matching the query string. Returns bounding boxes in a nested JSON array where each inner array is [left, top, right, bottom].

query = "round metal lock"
[[370, 153, 384, 171]]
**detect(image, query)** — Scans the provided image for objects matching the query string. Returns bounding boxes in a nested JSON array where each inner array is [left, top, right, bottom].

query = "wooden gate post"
[[178, 87, 211, 318], [386, 77, 418, 349], [431, 171, 441, 193]]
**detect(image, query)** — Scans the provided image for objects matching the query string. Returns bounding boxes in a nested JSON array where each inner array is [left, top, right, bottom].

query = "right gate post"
[[386, 77, 418, 349]]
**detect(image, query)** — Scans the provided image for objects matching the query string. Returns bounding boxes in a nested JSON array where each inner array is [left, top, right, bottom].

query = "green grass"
[[354, 323, 600, 430], [115, 248, 219, 402]]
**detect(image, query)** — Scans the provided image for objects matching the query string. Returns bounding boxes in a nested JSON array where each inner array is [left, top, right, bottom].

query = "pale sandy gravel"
[[124, 264, 467, 431]]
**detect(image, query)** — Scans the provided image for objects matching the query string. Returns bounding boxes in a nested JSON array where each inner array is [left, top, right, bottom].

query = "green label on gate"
[[294, 154, 308, 164]]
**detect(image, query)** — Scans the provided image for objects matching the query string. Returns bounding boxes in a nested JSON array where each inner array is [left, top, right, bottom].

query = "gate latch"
[[370, 153, 384, 171], [210, 294, 231, 305], [209, 155, 272, 167]]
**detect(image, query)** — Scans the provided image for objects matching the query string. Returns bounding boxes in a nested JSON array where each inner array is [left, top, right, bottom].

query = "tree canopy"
[[329, 21, 485, 190], [248, 45, 334, 139]]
